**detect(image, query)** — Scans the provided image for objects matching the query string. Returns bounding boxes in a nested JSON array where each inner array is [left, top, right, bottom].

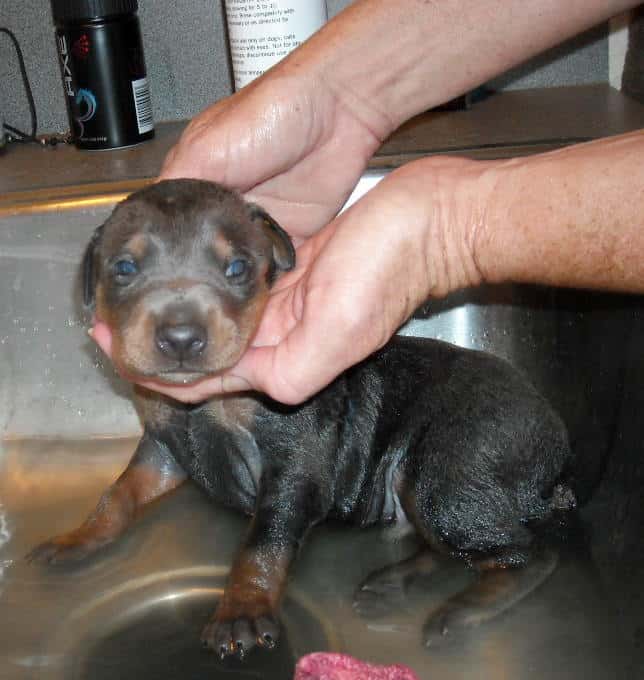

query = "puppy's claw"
[[423, 604, 477, 648], [260, 632, 275, 649], [232, 618, 255, 656], [202, 614, 280, 659], [26, 537, 104, 565], [25, 543, 55, 564], [423, 616, 450, 648], [255, 616, 279, 649]]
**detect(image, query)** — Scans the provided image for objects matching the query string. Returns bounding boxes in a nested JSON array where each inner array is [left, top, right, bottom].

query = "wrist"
[[469, 131, 644, 293], [389, 156, 499, 301], [282, 0, 639, 143], [279, 1, 425, 141], [468, 155, 529, 288]]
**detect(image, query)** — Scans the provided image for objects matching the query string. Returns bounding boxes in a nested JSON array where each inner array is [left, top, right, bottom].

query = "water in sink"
[[0, 437, 336, 680], [0, 436, 636, 680]]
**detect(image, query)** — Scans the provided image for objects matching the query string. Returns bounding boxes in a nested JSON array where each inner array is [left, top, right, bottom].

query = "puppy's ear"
[[250, 205, 295, 273], [81, 223, 104, 310]]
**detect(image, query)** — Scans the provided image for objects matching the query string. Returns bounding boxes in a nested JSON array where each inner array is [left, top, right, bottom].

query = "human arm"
[[160, 0, 640, 239], [475, 129, 644, 293], [93, 129, 644, 404], [95, 0, 644, 404]]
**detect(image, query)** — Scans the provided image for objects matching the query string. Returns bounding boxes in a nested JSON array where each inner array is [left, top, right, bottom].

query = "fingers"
[[156, 69, 378, 242], [88, 319, 258, 403], [87, 319, 335, 405], [159, 74, 318, 187], [89, 157, 483, 406], [86, 172, 423, 405], [137, 373, 255, 404], [88, 320, 112, 357]]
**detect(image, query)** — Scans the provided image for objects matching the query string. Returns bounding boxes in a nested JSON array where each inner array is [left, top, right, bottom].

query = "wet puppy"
[[28, 179, 575, 657]]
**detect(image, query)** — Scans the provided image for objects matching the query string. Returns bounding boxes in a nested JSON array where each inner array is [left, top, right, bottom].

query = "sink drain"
[[47, 567, 337, 680], [77, 594, 293, 679]]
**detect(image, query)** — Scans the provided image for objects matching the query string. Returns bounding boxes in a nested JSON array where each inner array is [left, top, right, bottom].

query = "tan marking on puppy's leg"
[[26, 437, 187, 564], [123, 232, 149, 260], [216, 548, 290, 622], [202, 546, 290, 657]]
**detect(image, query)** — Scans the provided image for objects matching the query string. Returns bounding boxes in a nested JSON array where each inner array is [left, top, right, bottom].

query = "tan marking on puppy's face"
[[87, 180, 294, 385], [124, 232, 149, 260], [212, 230, 234, 262]]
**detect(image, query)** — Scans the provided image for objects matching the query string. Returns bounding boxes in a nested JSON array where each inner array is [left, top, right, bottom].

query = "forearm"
[[284, 0, 640, 137], [474, 130, 644, 293]]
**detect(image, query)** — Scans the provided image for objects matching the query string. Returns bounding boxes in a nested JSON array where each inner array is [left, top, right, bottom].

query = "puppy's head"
[[83, 179, 295, 384]]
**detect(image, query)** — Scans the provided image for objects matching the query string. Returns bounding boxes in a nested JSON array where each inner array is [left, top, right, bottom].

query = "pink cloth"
[[294, 652, 420, 680]]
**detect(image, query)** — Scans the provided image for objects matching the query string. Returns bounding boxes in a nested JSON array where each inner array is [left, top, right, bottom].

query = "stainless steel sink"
[[2, 174, 644, 679]]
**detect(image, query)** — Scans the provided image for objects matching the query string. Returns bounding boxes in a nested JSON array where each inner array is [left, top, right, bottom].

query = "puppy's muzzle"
[[155, 321, 207, 361]]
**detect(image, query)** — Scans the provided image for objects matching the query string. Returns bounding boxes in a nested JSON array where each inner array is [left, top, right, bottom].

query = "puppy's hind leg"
[[26, 432, 187, 564], [353, 477, 455, 620], [353, 548, 451, 619], [423, 547, 558, 647], [396, 480, 559, 646]]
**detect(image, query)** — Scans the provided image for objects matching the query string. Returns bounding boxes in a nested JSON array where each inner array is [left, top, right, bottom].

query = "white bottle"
[[224, 1, 328, 90]]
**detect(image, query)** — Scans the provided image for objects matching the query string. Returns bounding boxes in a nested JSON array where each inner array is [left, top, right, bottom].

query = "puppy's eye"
[[225, 258, 248, 280], [113, 259, 139, 282]]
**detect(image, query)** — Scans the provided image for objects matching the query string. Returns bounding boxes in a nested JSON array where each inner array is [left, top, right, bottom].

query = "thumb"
[[234, 310, 357, 405], [89, 320, 113, 358]]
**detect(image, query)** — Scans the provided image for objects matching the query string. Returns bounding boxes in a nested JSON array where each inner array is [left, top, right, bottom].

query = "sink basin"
[[48, 565, 334, 680], [2, 174, 644, 679]]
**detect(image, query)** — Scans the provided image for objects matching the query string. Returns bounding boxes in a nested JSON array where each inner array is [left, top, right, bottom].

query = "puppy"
[[28, 179, 575, 657]]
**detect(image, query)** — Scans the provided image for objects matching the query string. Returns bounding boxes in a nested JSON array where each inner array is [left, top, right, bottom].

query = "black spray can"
[[51, 0, 154, 149]]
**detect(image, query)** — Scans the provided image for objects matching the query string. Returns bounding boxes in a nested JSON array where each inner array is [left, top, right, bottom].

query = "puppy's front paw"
[[201, 610, 280, 660], [26, 531, 111, 565]]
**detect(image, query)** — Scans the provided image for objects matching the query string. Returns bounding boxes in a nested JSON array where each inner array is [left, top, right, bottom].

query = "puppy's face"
[[83, 179, 294, 384]]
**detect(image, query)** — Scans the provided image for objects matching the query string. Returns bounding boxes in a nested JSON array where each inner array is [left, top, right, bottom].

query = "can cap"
[[51, 0, 138, 24]]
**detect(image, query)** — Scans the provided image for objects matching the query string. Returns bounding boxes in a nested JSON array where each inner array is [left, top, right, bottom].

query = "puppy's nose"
[[155, 323, 207, 360]]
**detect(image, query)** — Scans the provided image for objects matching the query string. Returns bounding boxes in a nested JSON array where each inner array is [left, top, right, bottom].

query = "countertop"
[[1, 84, 644, 216]]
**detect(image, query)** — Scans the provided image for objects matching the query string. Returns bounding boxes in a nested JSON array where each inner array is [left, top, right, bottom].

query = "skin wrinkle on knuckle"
[[418, 157, 490, 296], [467, 160, 510, 287], [384, 159, 447, 300], [423, 186, 452, 297], [462, 205, 487, 288]]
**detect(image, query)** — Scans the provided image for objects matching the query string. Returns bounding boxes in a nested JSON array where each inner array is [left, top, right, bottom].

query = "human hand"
[[160, 63, 389, 241], [93, 41, 395, 402], [92, 156, 490, 404]]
